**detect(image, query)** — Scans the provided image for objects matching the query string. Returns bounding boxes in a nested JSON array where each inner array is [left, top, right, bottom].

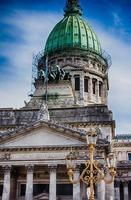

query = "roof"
[[114, 134, 131, 141], [0, 119, 86, 143], [44, 0, 101, 56]]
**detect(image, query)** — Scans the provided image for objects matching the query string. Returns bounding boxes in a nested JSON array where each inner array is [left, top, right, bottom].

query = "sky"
[[0, 0, 131, 135]]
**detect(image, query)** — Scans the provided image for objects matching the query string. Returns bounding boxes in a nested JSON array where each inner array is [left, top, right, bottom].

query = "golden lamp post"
[[66, 128, 116, 200]]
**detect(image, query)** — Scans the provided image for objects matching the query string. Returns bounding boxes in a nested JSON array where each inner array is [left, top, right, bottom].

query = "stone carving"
[[0, 153, 10, 161], [26, 164, 34, 172], [38, 69, 46, 80], [38, 65, 71, 83], [37, 104, 50, 121], [3, 165, 11, 172]]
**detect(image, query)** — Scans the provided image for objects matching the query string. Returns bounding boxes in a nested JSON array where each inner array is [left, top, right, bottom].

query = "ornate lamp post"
[[66, 128, 116, 200]]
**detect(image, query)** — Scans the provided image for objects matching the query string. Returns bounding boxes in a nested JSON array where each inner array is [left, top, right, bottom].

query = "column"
[[2, 165, 11, 200], [88, 78, 92, 102], [25, 165, 34, 200], [105, 181, 114, 200], [80, 75, 84, 104], [49, 165, 57, 200], [123, 181, 129, 200], [114, 181, 120, 200], [81, 182, 87, 200], [10, 171, 17, 200], [97, 180, 105, 200], [103, 79, 108, 104], [73, 167, 80, 200], [96, 80, 99, 103], [71, 75, 77, 104]]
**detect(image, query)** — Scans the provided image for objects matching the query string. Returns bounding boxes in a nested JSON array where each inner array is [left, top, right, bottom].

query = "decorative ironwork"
[[66, 128, 116, 200]]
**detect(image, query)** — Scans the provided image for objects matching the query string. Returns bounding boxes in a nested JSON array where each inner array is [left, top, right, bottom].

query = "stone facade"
[[113, 135, 131, 200], [0, 0, 130, 199]]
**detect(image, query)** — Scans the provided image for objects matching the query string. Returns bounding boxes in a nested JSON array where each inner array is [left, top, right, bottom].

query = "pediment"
[[0, 121, 85, 147]]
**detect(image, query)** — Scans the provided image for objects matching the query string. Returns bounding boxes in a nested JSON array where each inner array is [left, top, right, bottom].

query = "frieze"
[[0, 153, 10, 161], [7, 152, 69, 161], [114, 143, 131, 148]]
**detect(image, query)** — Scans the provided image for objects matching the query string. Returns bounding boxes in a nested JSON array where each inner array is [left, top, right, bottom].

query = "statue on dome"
[[48, 65, 70, 82], [37, 65, 71, 83]]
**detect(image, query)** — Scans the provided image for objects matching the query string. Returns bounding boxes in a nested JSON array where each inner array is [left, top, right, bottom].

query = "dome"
[[44, 0, 102, 55]]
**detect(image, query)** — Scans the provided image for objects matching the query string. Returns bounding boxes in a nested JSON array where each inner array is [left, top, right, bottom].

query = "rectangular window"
[[92, 79, 96, 94], [20, 184, 49, 197], [99, 82, 103, 97], [128, 153, 131, 160], [84, 77, 89, 92], [33, 184, 49, 196], [0, 185, 3, 196], [57, 184, 73, 195], [75, 75, 80, 91], [20, 184, 26, 196]]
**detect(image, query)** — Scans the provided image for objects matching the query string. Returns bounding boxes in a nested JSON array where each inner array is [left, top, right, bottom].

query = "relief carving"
[[0, 153, 10, 161]]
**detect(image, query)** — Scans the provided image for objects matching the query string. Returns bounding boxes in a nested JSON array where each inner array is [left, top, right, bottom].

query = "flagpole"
[[45, 55, 48, 104]]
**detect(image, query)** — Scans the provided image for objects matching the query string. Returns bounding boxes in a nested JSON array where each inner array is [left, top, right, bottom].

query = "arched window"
[[84, 76, 89, 92], [74, 75, 80, 91], [92, 79, 97, 94], [99, 81, 103, 97]]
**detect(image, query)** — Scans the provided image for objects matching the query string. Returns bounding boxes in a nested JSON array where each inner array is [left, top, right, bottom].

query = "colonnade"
[[1, 165, 83, 200], [72, 74, 107, 105], [115, 181, 130, 200], [1, 164, 118, 200]]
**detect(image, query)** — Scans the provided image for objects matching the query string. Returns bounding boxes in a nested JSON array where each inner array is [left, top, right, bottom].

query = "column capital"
[[115, 180, 120, 187], [3, 165, 11, 173], [74, 164, 80, 172], [26, 164, 34, 173], [123, 180, 128, 186], [48, 164, 57, 172]]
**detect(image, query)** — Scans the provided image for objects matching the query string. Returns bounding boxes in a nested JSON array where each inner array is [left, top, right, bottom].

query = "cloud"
[[112, 12, 122, 26], [92, 22, 131, 134], [0, 10, 61, 108], [0, 10, 131, 134]]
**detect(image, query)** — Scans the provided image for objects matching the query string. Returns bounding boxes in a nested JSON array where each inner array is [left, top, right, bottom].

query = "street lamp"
[[66, 128, 116, 200]]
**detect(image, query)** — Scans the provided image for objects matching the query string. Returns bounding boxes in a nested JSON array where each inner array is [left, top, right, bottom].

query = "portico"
[[0, 164, 81, 200], [0, 121, 112, 200]]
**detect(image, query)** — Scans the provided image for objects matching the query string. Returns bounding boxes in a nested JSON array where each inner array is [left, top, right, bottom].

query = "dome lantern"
[[44, 0, 102, 56], [64, 0, 82, 16]]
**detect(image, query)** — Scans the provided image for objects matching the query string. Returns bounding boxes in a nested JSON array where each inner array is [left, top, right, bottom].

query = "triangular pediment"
[[0, 121, 85, 147]]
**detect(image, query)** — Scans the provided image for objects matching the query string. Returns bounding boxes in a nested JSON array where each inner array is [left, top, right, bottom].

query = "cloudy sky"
[[0, 0, 131, 134]]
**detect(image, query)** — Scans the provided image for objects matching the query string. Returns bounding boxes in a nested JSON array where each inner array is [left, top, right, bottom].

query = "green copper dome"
[[45, 0, 102, 55]]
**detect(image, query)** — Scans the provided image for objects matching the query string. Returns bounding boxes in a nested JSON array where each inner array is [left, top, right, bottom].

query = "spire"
[[64, 0, 82, 16]]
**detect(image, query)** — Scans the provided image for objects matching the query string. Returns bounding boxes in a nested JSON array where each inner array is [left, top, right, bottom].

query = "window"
[[20, 184, 49, 197], [33, 184, 49, 196], [128, 153, 131, 160], [74, 75, 80, 91], [99, 81, 103, 97], [92, 79, 97, 94], [84, 77, 89, 92], [0, 185, 3, 196], [20, 184, 26, 196], [57, 184, 73, 195]]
